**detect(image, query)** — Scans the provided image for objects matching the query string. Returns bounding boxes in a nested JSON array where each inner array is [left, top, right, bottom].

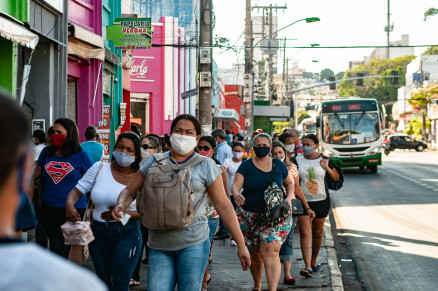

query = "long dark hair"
[[46, 118, 82, 157], [112, 132, 142, 170]]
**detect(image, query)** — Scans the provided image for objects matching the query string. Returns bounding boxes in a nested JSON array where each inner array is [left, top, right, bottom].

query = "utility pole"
[[385, 0, 392, 59], [244, 0, 253, 147], [198, 0, 213, 136]]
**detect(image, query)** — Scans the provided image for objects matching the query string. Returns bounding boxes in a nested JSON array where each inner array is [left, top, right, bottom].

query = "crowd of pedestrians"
[[2, 87, 343, 291]]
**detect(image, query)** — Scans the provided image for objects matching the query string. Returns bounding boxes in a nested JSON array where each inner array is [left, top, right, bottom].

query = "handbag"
[[62, 163, 103, 265], [324, 158, 344, 190], [262, 161, 289, 227], [291, 199, 304, 216]]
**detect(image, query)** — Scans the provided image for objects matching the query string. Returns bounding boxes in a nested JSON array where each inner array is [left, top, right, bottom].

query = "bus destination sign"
[[322, 100, 377, 113]]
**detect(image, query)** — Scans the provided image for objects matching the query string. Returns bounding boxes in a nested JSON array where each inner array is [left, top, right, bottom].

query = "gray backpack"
[[137, 153, 207, 230]]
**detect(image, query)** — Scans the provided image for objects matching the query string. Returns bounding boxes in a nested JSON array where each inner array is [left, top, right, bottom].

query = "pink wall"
[[131, 24, 164, 135], [129, 18, 191, 136], [69, 0, 102, 34], [68, 0, 103, 142]]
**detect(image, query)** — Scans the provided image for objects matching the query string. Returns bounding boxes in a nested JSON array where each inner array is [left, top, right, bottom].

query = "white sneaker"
[[230, 239, 237, 246]]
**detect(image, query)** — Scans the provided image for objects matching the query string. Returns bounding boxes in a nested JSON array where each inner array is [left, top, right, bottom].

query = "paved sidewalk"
[[132, 220, 343, 290]]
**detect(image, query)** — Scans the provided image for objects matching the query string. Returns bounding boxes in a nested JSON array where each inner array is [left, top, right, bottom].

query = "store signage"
[[106, 18, 152, 49], [97, 105, 111, 162], [130, 57, 154, 82], [120, 103, 127, 127]]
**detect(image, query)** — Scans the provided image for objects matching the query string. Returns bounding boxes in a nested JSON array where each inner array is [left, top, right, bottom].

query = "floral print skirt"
[[236, 206, 292, 248]]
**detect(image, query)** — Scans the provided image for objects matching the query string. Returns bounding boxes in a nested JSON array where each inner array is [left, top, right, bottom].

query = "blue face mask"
[[253, 146, 271, 158], [113, 150, 136, 167]]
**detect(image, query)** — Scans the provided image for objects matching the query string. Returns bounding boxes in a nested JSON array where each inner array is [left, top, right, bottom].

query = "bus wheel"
[[367, 165, 378, 173]]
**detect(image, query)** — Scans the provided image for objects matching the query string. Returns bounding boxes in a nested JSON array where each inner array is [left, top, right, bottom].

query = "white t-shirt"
[[76, 162, 136, 222], [33, 144, 45, 162], [0, 242, 107, 291], [296, 155, 327, 202], [222, 157, 242, 194]]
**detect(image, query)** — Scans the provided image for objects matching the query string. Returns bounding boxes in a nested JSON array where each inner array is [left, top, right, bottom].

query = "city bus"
[[316, 98, 382, 173], [301, 118, 316, 135]]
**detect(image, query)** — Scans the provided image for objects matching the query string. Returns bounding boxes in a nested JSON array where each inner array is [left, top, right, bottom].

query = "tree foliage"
[[409, 82, 438, 109], [405, 116, 423, 138], [336, 71, 345, 80], [320, 68, 334, 81], [423, 46, 438, 55], [338, 55, 416, 104], [424, 8, 438, 21], [298, 110, 311, 125]]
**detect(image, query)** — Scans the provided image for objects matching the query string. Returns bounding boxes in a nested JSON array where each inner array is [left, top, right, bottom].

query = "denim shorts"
[[279, 215, 298, 262], [236, 206, 292, 248]]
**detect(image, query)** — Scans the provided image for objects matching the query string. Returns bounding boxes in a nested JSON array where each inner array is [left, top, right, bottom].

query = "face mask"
[[199, 149, 213, 158], [113, 150, 136, 167], [141, 148, 152, 160], [233, 151, 243, 159], [253, 146, 270, 158], [285, 145, 295, 153], [280, 157, 285, 163], [302, 146, 315, 156], [52, 133, 66, 148], [170, 134, 198, 155]]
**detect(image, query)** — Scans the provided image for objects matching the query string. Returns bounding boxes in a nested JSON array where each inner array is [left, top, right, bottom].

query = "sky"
[[212, 0, 438, 74]]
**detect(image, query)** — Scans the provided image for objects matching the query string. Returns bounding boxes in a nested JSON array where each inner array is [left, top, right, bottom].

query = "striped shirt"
[[283, 162, 298, 199]]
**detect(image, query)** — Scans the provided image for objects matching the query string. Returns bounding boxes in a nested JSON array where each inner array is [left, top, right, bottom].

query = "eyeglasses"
[[197, 145, 211, 151], [141, 144, 156, 150]]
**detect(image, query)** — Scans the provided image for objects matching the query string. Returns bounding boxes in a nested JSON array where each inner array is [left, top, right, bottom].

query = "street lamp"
[[253, 17, 320, 48]]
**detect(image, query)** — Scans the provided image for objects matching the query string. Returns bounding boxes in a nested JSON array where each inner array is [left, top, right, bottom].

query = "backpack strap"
[[290, 152, 298, 169], [183, 153, 207, 168], [269, 159, 276, 183]]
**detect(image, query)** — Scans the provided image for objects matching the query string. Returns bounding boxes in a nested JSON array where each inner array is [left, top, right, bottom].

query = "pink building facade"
[[67, 0, 104, 141], [130, 17, 197, 136]]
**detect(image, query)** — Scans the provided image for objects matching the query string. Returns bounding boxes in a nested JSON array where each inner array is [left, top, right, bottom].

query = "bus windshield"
[[303, 124, 316, 134], [322, 112, 380, 144]]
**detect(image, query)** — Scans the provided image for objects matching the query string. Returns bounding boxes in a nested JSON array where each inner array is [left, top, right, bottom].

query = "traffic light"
[[391, 70, 398, 84], [329, 77, 336, 90], [356, 73, 364, 86]]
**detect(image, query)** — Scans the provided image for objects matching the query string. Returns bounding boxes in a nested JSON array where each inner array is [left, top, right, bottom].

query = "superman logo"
[[45, 161, 74, 184]]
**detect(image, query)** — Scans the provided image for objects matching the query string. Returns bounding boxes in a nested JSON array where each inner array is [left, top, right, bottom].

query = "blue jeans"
[[208, 217, 219, 245], [147, 239, 210, 291], [89, 220, 142, 291], [279, 216, 298, 262]]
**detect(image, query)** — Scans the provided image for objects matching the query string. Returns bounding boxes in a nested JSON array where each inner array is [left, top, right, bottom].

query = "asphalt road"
[[331, 149, 438, 291]]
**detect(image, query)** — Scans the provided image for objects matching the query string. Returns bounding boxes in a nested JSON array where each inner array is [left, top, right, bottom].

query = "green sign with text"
[[106, 18, 152, 49]]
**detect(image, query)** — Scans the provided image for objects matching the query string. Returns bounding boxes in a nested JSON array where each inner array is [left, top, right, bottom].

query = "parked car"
[[388, 134, 427, 152]]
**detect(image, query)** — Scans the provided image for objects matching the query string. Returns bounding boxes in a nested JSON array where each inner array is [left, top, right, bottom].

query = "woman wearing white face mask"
[[112, 114, 251, 291], [271, 141, 315, 283], [140, 135, 161, 160], [66, 132, 142, 290]]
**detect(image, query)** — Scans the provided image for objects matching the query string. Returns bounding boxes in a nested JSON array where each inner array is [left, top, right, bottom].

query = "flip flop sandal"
[[300, 268, 313, 277], [312, 265, 321, 272], [129, 279, 140, 288]]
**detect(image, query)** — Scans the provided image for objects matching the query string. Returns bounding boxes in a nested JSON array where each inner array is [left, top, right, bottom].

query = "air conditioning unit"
[[200, 48, 211, 64], [199, 72, 211, 87]]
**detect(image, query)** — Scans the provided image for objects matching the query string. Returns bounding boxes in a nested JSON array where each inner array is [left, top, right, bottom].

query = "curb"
[[324, 218, 344, 291]]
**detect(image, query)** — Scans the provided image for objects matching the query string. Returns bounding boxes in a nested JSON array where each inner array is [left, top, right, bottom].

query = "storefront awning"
[[0, 16, 39, 49], [68, 23, 105, 61], [213, 108, 240, 122], [105, 48, 121, 67]]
